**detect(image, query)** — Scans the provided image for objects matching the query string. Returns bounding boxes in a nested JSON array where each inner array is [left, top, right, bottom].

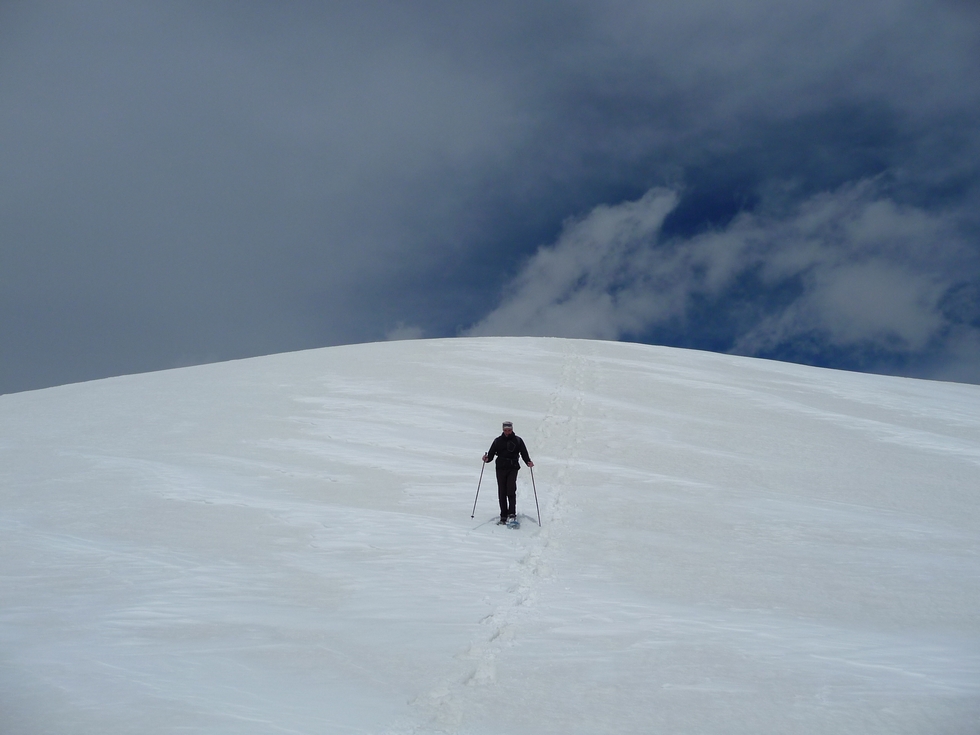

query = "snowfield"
[[1, 336, 979, 734]]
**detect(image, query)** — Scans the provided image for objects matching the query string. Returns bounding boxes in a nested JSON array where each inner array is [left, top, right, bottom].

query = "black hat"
[[502, 421, 513, 429]]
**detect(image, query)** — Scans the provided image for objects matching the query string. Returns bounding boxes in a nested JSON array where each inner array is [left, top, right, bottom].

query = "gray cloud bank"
[[2, 0, 979, 391]]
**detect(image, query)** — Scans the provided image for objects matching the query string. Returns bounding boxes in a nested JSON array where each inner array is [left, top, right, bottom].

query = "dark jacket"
[[486, 433, 531, 469]]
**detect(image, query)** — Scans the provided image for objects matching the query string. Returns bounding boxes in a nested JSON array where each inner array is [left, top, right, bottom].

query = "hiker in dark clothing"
[[483, 421, 533, 525]]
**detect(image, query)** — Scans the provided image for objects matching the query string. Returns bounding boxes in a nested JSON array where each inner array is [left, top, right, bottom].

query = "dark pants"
[[496, 463, 519, 519]]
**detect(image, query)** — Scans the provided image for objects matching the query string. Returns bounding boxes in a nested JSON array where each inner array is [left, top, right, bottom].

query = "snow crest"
[[1, 337, 979, 734]]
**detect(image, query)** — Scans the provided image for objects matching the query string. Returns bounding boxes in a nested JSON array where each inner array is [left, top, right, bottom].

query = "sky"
[[2, 0, 980, 394]]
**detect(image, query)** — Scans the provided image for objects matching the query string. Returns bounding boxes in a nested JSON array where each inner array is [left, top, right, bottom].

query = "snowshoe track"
[[405, 341, 596, 734]]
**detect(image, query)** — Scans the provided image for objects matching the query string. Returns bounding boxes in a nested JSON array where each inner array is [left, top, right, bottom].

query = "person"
[[483, 421, 533, 525]]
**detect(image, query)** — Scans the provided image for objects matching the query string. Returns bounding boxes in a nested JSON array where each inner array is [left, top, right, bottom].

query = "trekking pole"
[[529, 465, 542, 527], [471, 461, 486, 518]]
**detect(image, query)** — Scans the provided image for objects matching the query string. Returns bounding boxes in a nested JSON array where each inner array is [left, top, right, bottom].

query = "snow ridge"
[[408, 342, 591, 733], [2, 337, 979, 735]]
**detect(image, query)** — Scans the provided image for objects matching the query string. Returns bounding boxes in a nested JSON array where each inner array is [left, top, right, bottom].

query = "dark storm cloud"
[[2, 1, 979, 392], [0, 2, 528, 391]]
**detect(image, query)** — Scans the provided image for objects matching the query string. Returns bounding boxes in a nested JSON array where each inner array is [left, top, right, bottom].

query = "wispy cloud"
[[468, 180, 979, 380], [467, 189, 680, 339], [385, 323, 425, 341]]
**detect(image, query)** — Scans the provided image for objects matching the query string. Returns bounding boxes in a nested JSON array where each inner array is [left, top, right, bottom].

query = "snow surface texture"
[[1, 337, 979, 734]]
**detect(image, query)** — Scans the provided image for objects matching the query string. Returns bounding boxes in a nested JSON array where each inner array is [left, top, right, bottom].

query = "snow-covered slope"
[[1, 337, 978, 734]]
